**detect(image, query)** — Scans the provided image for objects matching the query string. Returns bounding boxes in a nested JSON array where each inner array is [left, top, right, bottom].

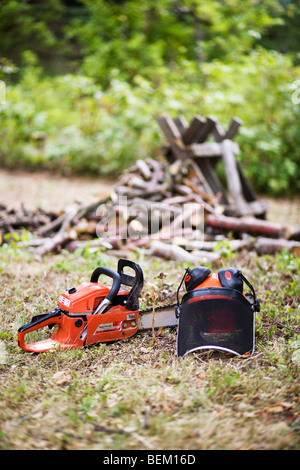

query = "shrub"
[[0, 49, 299, 195]]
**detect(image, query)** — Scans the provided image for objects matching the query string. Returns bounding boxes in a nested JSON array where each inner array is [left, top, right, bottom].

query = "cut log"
[[289, 230, 300, 242], [225, 117, 243, 140], [221, 139, 249, 216], [254, 237, 300, 256], [182, 115, 206, 145], [136, 159, 152, 180], [174, 115, 189, 136], [148, 240, 221, 264], [197, 116, 218, 143], [149, 240, 195, 262], [156, 114, 188, 161]]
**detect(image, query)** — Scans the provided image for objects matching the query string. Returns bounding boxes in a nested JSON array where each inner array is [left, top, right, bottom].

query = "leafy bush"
[[1, 48, 299, 195], [199, 49, 300, 194], [0, 0, 299, 195]]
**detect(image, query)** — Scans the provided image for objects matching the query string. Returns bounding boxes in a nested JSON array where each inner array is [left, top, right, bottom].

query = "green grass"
[[0, 245, 299, 450]]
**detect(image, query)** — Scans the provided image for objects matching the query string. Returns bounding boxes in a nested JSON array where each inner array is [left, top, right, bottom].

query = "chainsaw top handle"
[[90, 266, 121, 304]]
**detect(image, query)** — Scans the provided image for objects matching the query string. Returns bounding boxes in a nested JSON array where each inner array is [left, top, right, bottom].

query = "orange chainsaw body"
[[57, 282, 110, 315], [18, 260, 143, 353]]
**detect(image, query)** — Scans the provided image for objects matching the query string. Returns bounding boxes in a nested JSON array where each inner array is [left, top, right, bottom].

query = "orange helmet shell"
[[194, 273, 221, 290]]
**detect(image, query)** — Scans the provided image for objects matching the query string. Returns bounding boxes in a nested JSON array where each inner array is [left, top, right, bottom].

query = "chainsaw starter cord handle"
[[90, 267, 121, 303]]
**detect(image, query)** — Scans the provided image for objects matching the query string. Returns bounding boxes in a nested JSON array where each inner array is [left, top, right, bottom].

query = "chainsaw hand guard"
[[117, 259, 144, 311], [18, 308, 62, 352]]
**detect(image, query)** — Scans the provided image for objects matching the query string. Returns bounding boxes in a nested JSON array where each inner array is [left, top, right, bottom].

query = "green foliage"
[[261, 0, 300, 62], [1, 47, 299, 194], [200, 50, 300, 194], [0, 0, 65, 68], [66, 0, 283, 82]]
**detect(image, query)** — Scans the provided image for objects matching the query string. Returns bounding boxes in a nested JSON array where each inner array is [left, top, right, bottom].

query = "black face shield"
[[176, 286, 256, 357]]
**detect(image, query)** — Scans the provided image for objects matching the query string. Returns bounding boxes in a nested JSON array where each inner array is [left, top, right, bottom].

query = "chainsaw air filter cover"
[[177, 268, 257, 357]]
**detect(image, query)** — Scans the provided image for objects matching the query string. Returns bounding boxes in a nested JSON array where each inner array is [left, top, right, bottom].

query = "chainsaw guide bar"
[[138, 304, 178, 330]]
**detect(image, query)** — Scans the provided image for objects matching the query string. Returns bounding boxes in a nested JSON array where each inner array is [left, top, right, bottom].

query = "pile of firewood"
[[1, 157, 299, 262]]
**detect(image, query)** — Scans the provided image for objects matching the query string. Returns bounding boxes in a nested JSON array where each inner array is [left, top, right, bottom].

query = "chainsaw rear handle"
[[90, 266, 121, 303], [17, 309, 61, 351]]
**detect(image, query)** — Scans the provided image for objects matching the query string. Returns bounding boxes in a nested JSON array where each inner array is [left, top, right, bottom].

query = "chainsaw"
[[17, 259, 177, 353], [18, 259, 260, 356]]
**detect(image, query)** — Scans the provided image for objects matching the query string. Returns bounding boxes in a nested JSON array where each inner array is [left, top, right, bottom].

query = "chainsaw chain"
[[137, 303, 178, 331]]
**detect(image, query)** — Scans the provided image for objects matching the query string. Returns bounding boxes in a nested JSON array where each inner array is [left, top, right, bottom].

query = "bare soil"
[[0, 169, 114, 212]]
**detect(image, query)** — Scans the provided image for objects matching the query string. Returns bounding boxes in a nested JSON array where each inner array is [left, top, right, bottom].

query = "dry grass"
[[0, 244, 299, 450]]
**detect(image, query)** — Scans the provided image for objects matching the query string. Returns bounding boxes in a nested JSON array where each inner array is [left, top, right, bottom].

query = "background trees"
[[0, 0, 299, 194]]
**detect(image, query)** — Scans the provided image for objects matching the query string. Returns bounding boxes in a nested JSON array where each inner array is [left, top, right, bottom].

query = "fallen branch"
[[36, 230, 77, 257]]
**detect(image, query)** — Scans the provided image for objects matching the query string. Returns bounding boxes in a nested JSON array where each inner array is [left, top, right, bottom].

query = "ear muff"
[[218, 268, 243, 293], [185, 267, 211, 292]]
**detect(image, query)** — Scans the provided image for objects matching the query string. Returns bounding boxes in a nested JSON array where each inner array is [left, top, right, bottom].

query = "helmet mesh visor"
[[177, 289, 254, 357]]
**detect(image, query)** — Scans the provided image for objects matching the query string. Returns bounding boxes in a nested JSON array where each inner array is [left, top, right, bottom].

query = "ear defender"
[[184, 267, 211, 292], [218, 268, 243, 293]]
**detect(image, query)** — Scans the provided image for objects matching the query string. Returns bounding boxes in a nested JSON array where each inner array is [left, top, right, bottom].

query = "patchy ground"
[[0, 169, 299, 450], [0, 168, 113, 212]]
